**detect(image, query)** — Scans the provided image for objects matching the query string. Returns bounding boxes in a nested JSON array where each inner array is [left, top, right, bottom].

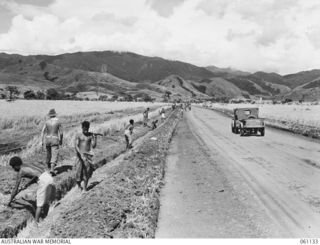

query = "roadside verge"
[[204, 106, 320, 139], [49, 110, 180, 238]]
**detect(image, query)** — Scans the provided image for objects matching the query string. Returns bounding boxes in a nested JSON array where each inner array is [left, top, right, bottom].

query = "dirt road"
[[156, 106, 320, 238]]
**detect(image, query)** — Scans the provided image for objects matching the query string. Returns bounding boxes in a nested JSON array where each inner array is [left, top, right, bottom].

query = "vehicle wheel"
[[240, 129, 244, 136], [260, 128, 265, 136]]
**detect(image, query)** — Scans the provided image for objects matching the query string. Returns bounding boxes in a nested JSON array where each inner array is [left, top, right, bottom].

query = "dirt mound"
[[0, 108, 167, 238], [50, 111, 179, 238]]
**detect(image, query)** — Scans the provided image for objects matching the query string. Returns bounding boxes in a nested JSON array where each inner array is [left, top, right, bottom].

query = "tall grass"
[[0, 107, 167, 167], [0, 100, 164, 119]]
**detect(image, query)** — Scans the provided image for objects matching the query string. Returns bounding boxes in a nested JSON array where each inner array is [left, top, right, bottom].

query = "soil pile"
[[50, 110, 179, 238], [0, 108, 168, 238]]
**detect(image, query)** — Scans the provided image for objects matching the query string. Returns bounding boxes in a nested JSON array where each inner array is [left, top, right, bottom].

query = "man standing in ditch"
[[124, 119, 134, 150], [7, 156, 55, 223], [143, 108, 150, 127], [41, 109, 63, 173], [74, 121, 97, 192]]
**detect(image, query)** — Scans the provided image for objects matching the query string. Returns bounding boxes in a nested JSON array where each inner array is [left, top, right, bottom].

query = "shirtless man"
[[160, 108, 166, 122], [74, 121, 97, 191], [7, 156, 55, 223], [143, 108, 150, 127], [41, 109, 63, 172], [124, 119, 134, 149]]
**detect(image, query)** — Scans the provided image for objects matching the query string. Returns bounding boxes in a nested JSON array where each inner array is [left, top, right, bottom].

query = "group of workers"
[[6, 108, 137, 223], [4, 103, 187, 223]]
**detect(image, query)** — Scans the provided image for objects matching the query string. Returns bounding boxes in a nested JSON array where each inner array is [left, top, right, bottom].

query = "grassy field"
[[209, 103, 320, 128], [0, 103, 166, 166], [0, 100, 165, 150], [0, 100, 162, 121]]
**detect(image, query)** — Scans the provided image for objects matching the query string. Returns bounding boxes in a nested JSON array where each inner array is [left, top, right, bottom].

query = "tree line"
[[0, 86, 155, 102]]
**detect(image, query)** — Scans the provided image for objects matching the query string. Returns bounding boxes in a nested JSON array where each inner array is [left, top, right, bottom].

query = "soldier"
[[74, 121, 97, 191], [41, 109, 63, 172], [143, 108, 150, 127], [7, 156, 55, 223], [124, 119, 134, 149]]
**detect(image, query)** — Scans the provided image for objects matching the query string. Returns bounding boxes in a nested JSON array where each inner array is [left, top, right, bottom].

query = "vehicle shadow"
[[240, 133, 264, 137]]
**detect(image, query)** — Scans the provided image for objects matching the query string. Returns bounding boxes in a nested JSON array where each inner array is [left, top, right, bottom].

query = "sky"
[[0, 0, 320, 75]]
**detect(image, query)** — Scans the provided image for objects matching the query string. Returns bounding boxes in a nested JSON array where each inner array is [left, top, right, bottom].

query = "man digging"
[[74, 121, 97, 192], [41, 109, 63, 173], [7, 156, 55, 224]]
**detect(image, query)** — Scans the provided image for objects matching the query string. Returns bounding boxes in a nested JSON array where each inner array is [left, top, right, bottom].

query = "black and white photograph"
[[0, 0, 320, 241]]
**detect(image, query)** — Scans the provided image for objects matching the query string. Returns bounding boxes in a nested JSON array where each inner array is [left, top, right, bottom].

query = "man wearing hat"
[[41, 109, 63, 172]]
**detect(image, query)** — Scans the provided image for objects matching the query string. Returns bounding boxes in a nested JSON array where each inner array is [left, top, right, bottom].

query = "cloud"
[[0, 4, 14, 33], [0, 0, 320, 74], [13, 0, 54, 7], [146, 0, 186, 17], [196, 0, 230, 18]]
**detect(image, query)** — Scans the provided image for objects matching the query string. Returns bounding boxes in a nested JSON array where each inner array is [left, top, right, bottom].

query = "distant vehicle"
[[231, 108, 265, 136]]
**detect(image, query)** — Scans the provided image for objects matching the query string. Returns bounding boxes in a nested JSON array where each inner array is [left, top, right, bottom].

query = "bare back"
[[45, 117, 61, 137], [21, 164, 44, 179]]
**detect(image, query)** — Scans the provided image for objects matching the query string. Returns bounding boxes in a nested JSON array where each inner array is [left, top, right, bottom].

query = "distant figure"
[[151, 119, 158, 130], [179, 104, 184, 118], [7, 156, 55, 223], [124, 119, 134, 150], [160, 108, 166, 122], [41, 109, 63, 173], [143, 108, 150, 127], [172, 103, 176, 110], [74, 121, 97, 192]]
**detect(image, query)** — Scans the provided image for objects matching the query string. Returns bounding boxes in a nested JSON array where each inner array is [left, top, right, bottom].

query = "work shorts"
[[36, 171, 55, 207], [125, 129, 133, 144], [45, 136, 60, 164], [75, 153, 94, 183]]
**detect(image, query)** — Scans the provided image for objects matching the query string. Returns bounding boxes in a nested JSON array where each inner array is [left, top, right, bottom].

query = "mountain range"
[[0, 51, 319, 101]]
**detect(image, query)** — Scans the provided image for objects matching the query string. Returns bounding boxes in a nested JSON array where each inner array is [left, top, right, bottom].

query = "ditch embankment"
[[0, 107, 174, 238]]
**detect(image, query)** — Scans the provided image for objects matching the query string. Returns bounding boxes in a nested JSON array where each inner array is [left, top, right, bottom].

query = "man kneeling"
[[7, 156, 55, 223]]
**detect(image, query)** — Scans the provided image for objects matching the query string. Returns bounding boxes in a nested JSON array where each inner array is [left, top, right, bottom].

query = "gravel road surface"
[[156, 106, 320, 238]]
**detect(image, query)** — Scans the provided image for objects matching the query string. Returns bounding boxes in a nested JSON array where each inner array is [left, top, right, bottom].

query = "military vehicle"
[[231, 108, 265, 136]]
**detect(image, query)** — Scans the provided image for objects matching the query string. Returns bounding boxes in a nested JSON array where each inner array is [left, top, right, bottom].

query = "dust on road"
[[156, 106, 320, 238]]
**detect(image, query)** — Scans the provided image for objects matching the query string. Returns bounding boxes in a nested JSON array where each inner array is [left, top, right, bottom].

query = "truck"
[[231, 108, 265, 136]]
